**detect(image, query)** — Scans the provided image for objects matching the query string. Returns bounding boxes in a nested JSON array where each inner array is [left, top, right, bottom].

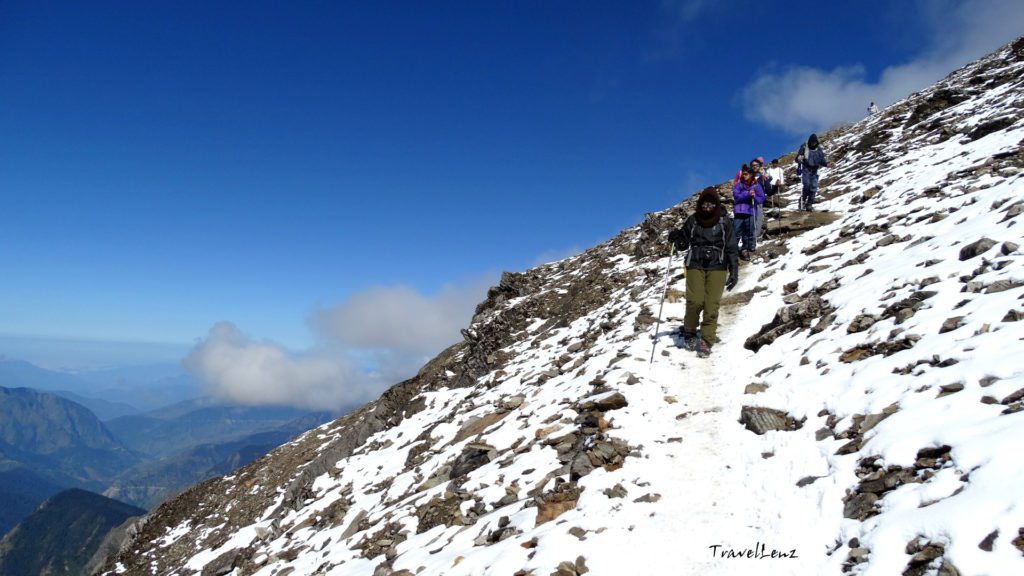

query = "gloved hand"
[[667, 229, 685, 251], [726, 272, 738, 291]]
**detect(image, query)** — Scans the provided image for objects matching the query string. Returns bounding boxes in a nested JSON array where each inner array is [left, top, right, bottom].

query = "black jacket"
[[671, 214, 739, 276]]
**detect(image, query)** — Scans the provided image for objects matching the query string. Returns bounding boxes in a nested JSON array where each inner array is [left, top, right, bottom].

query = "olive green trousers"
[[683, 268, 727, 344]]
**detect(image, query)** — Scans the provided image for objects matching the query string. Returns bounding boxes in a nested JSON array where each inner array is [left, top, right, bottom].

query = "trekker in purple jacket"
[[732, 164, 764, 260]]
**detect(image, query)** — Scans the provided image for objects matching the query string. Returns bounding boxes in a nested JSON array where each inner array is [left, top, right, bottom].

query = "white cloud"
[[309, 278, 495, 356], [183, 322, 363, 411], [185, 276, 495, 410], [741, 0, 1024, 134]]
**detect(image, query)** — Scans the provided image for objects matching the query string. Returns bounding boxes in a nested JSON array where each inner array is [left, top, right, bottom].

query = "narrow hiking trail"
[[607, 249, 837, 575]]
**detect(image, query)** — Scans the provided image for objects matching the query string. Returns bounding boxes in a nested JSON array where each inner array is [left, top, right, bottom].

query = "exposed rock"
[[602, 484, 627, 499], [745, 294, 835, 352], [450, 443, 498, 479], [939, 316, 965, 334], [744, 383, 769, 394], [535, 481, 581, 526], [848, 314, 879, 333], [978, 530, 998, 551], [579, 392, 628, 412], [958, 237, 997, 260], [937, 383, 965, 397], [843, 492, 879, 520], [739, 407, 803, 434], [985, 279, 1023, 294]]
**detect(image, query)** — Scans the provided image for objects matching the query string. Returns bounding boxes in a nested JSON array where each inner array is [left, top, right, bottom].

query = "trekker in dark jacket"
[[732, 164, 764, 259], [797, 133, 828, 211], [667, 189, 740, 357]]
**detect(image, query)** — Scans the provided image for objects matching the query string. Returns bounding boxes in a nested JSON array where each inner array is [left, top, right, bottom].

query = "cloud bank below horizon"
[[184, 276, 495, 411]]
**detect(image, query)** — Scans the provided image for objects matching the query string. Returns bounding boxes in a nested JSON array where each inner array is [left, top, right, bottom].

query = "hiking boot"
[[740, 250, 751, 261], [679, 329, 700, 350], [695, 339, 712, 358]]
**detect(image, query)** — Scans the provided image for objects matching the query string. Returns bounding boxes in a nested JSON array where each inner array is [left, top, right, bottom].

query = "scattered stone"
[[536, 481, 581, 526], [745, 294, 835, 352], [579, 391, 628, 412], [986, 279, 1023, 294], [843, 492, 879, 520], [848, 314, 879, 333], [939, 316, 965, 334], [744, 383, 769, 394], [958, 237, 997, 260], [450, 443, 498, 479], [1002, 241, 1019, 255], [1003, 310, 1023, 322], [796, 476, 822, 487], [633, 493, 661, 503], [937, 383, 965, 397], [603, 484, 628, 499], [876, 234, 898, 247], [739, 406, 802, 435], [978, 530, 998, 551]]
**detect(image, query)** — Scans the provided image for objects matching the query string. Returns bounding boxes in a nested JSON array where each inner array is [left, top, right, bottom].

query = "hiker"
[[796, 133, 828, 211], [868, 101, 879, 115], [766, 158, 784, 197], [667, 189, 739, 357], [750, 157, 769, 241], [732, 164, 763, 258], [765, 158, 784, 233]]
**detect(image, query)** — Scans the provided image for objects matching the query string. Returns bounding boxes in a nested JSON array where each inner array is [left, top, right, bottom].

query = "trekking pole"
[[649, 244, 676, 365]]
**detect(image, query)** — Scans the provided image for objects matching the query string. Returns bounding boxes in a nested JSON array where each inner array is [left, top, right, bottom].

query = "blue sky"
[[2, 1, 1022, 386]]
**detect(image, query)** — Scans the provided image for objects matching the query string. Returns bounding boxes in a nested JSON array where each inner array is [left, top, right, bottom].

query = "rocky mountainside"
[[0, 489, 144, 576], [0, 386, 139, 487], [102, 37, 1024, 576]]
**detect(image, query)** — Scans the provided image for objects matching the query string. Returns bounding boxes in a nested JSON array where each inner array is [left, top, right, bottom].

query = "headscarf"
[[695, 189, 723, 228]]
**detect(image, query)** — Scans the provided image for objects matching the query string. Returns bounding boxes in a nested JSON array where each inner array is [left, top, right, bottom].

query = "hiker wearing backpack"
[[796, 133, 828, 211], [732, 164, 763, 259], [750, 157, 769, 241], [667, 189, 739, 358]]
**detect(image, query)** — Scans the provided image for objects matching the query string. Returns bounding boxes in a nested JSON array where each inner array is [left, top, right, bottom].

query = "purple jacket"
[[732, 180, 765, 216]]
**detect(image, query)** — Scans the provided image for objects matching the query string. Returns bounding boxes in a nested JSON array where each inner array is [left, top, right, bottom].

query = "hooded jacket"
[[798, 134, 828, 172], [670, 191, 739, 275]]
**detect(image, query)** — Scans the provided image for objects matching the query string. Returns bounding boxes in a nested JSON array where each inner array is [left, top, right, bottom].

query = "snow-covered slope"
[[103, 37, 1024, 576]]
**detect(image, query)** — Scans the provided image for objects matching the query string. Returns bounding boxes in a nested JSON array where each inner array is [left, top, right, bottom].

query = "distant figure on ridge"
[[667, 189, 739, 358], [796, 133, 828, 211], [868, 101, 879, 115], [732, 164, 764, 258]]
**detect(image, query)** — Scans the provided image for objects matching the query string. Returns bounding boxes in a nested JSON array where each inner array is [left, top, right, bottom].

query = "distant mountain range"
[[0, 489, 144, 576], [105, 412, 333, 509], [0, 386, 140, 536], [104, 397, 318, 457], [0, 359, 201, 415]]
